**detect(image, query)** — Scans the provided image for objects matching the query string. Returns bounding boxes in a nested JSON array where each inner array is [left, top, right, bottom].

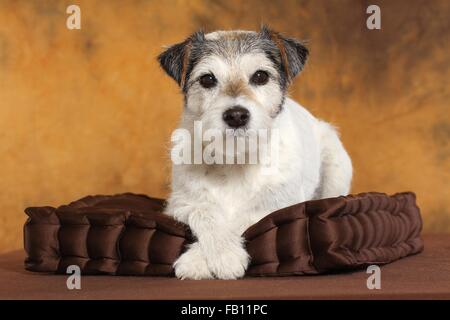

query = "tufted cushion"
[[24, 192, 423, 276]]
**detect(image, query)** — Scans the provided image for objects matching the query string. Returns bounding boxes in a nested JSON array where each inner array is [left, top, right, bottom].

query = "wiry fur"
[[158, 27, 353, 280]]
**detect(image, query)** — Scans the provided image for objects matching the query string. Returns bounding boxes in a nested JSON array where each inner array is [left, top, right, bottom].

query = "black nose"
[[222, 106, 250, 128]]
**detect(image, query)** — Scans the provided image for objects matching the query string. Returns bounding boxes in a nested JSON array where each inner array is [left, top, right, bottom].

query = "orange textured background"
[[0, 0, 449, 253]]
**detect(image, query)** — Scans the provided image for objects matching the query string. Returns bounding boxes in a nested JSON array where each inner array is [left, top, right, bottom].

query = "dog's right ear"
[[260, 25, 309, 84], [158, 31, 205, 88]]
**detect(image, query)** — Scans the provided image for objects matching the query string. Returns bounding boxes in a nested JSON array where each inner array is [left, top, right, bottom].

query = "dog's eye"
[[199, 74, 217, 89], [250, 70, 269, 86]]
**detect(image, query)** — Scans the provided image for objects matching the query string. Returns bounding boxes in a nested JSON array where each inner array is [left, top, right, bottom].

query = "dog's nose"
[[222, 106, 250, 128]]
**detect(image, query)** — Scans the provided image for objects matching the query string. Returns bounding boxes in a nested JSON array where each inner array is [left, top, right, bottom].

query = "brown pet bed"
[[23, 192, 423, 277]]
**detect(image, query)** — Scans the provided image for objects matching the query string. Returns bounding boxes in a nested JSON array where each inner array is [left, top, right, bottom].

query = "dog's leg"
[[173, 242, 214, 280], [166, 194, 250, 280], [166, 197, 214, 280], [316, 121, 353, 198], [188, 212, 250, 280]]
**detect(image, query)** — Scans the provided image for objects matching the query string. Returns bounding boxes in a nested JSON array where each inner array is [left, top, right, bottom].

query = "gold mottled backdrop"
[[0, 0, 448, 253]]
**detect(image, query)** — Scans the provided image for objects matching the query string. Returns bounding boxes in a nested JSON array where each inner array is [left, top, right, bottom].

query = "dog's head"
[[158, 26, 308, 134]]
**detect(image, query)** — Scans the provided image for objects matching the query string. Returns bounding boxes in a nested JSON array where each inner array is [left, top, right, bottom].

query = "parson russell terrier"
[[158, 26, 352, 279]]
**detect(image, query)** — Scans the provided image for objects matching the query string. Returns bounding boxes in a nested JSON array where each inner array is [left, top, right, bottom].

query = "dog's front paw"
[[207, 245, 250, 280], [174, 243, 214, 280]]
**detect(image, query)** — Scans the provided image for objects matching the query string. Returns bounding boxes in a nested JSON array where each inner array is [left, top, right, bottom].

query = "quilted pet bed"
[[23, 192, 423, 277]]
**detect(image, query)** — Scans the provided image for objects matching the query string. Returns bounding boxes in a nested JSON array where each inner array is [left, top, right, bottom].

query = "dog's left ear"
[[158, 31, 205, 88], [260, 25, 309, 82]]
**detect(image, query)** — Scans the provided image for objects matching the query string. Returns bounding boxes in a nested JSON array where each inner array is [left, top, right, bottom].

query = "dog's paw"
[[174, 243, 214, 280], [207, 245, 250, 280]]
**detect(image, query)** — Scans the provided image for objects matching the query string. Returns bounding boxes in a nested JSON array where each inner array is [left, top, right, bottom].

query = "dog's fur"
[[158, 27, 353, 279]]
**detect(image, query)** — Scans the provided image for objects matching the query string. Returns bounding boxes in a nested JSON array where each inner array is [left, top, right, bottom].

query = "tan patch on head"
[[223, 31, 247, 40], [223, 78, 256, 100], [207, 30, 254, 41]]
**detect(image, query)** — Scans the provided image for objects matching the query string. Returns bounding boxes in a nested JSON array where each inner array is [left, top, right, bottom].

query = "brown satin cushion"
[[24, 192, 423, 277]]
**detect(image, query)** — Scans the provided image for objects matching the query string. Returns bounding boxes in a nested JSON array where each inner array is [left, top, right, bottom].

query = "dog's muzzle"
[[222, 106, 250, 128]]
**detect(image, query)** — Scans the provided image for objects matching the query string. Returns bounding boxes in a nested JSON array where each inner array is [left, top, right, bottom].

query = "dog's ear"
[[260, 25, 309, 82], [158, 31, 205, 88]]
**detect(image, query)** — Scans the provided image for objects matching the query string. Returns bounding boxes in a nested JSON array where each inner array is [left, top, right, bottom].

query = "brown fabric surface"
[[0, 235, 448, 299], [24, 192, 423, 276]]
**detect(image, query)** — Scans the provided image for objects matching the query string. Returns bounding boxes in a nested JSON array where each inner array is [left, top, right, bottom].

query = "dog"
[[158, 26, 353, 280]]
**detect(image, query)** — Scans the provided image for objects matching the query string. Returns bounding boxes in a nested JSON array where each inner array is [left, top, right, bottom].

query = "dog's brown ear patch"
[[261, 25, 309, 83], [158, 31, 204, 88], [266, 29, 292, 79], [179, 41, 192, 88]]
